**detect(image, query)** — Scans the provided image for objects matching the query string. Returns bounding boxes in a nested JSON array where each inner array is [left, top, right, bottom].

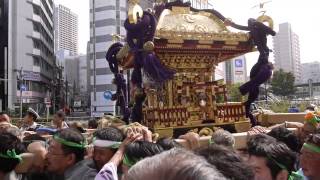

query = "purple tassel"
[[143, 52, 175, 83], [105, 43, 130, 123], [105, 42, 123, 74], [124, 11, 175, 87]]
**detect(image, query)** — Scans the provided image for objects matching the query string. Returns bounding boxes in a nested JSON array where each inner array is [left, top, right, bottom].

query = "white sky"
[[53, 0, 320, 70]]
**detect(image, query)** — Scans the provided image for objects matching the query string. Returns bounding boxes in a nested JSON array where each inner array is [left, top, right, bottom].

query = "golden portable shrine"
[[106, 0, 273, 137]]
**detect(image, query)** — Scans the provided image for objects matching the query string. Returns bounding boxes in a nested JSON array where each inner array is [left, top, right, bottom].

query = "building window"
[[33, 6, 41, 15], [33, 57, 40, 66]]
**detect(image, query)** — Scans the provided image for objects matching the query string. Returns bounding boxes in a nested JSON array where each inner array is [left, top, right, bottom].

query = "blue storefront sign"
[[20, 84, 27, 91], [235, 59, 243, 68], [103, 91, 113, 100]]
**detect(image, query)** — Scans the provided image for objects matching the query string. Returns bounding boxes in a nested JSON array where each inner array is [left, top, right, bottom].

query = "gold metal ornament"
[[129, 0, 140, 4], [257, 15, 274, 29], [116, 44, 130, 60], [199, 127, 214, 137], [128, 0, 143, 24], [143, 41, 155, 52]]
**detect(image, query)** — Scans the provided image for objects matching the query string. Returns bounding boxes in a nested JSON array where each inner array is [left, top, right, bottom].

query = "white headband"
[[93, 139, 121, 148]]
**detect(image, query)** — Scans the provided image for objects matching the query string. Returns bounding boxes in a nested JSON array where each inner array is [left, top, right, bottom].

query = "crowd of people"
[[0, 108, 320, 180]]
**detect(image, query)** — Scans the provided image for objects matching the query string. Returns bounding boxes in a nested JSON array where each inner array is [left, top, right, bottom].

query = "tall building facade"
[[1, 0, 55, 111], [64, 55, 90, 109], [65, 55, 89, 93], [78, 55, 89, 94], [0, 0, 9, 111], [215, 62, 225, 81], [300, 62, 320, 84], [273, 23, 301, 83], [90, 0, 127, 115], [54, 4, 78, 56], [224, 55, 247, 84]]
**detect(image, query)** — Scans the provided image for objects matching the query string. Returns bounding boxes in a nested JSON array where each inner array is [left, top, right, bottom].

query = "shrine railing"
[[214, 102, 247, 123], [143, 106, 190, 128]]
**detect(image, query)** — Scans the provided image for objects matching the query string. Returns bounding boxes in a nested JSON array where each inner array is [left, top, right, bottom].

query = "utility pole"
[[18, 67, 23, 121], [53, 80, 56, 113], [65, 77, 68, 108], [92, 0, 97, 113], [308, 79, 313, 99]]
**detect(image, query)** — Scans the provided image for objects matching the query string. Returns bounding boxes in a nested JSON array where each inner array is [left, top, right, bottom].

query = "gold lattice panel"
[[157, 54, 216, 73]]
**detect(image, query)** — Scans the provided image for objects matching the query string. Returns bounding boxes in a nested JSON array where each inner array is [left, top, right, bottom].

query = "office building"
[[224, 55, 247, 84], [273, 23, 301, 83], [1, 0, 55, 111], [54, 4, 78, 55], [89, 0, 127, 115], [0, 0, 9, 111], [300, 62, 320, 84], [64, 55, 90, 109]]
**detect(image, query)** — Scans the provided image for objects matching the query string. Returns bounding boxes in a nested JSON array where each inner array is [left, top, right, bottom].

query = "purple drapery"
[[106, 43, 130, 123], [124, 11, 175, 87]]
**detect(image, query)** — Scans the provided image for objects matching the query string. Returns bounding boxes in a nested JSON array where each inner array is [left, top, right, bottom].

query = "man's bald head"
[[0, 112, 10, 123]]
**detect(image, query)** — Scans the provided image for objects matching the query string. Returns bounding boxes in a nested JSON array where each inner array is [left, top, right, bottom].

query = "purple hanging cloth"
[[105, 43, 130, 123], [124, 11, 175, 87]]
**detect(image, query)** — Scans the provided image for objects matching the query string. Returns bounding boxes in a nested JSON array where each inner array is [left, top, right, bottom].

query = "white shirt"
[[95, 162, 118, 180], [20, 122, 40, 132]]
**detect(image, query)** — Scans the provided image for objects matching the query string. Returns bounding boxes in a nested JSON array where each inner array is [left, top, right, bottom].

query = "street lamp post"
[[18, 67, 23, 121], [93, 0, 97, 114], [53, 81, 56, 113], [308, 79, 313, 99], [65, 77, 68, 108]]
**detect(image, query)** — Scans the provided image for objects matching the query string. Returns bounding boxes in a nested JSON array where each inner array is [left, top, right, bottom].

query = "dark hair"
[[70, 122, 86, 133], [94, 127, 124, 152], [156, 137, 182, 150], [94, 127, 124, 142], [247, 134, 277, 155], [211, 129, 235, 148], [267, 127, 302, 152], [247, 139, 297, 178], [27, 112, 37, 121], [126, 148, 227, 180], [22, 134, 46, 148], [23, 134, 46, 142], [306, 106, 315, 111], [0, 133, 26, 173], [54, 129, 86, 163], [305, 133, 320, 147], [88, 120, 98, 129], [72, 127, 86, 134], [55, 111, 65, 120], [195, 145, 254, 180], [125, 141, 164, 160]]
